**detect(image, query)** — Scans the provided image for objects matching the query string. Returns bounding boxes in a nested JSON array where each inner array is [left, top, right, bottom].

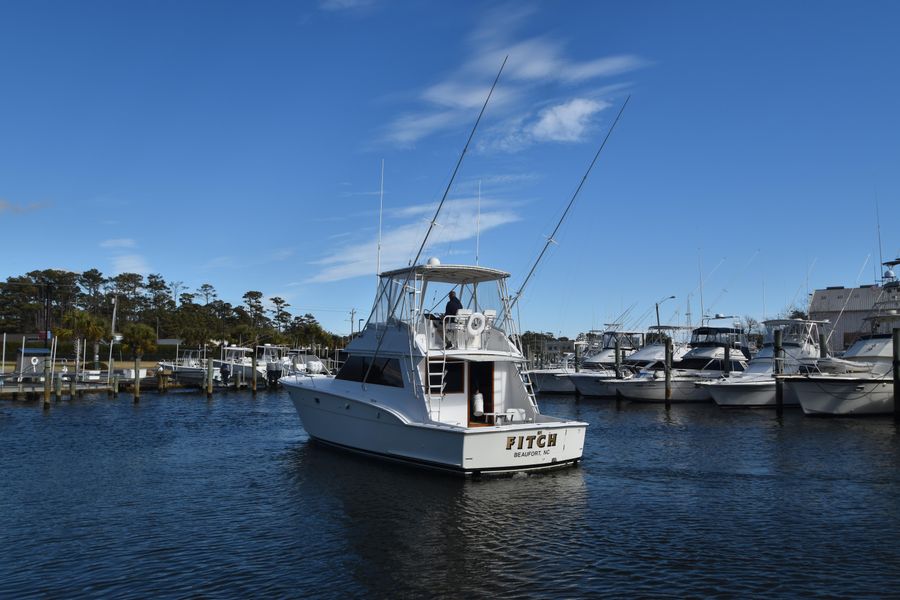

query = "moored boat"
[[282, 261, 588, 475], [705, 319, 826, 408]]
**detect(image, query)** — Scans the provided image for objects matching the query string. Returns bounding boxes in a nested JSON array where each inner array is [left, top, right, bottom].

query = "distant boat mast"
[[476, 179, 481, 266], [377, 158, 384, 285]]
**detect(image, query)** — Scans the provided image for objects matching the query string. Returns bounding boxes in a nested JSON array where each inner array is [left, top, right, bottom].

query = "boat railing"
[[420, 309, 499, 351]]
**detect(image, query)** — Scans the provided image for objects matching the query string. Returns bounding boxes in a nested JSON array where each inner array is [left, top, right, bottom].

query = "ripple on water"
[[1, 391, 900, 597]]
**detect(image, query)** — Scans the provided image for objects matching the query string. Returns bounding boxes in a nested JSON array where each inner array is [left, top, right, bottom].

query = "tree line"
[[0, 268, 345, 356]]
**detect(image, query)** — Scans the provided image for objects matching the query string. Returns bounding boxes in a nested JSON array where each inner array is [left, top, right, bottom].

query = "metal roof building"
[[809, 283, 900, 351]]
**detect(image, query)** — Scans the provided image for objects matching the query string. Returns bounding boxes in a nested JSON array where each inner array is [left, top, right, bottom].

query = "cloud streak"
[[379, 8, 644, 149], [306, 197, 520, 283], [100, 238, 137, 249], [0, 199, 47, 215]]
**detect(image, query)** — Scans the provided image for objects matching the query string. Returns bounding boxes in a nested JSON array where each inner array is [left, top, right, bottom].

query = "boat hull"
[[615, 378, 713, 403], [708, 379, 800, 407], [285, 380, 586, 474], [569, 373, 628, 397], [787, 377, 895, 416], [530, 371, 576, 394]]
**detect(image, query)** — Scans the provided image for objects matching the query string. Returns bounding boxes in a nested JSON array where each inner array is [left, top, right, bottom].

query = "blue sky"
[[2, 0, 899, 336]]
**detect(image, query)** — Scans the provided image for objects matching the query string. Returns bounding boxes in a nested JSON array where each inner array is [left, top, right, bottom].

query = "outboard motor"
[[266, 361, 282, 387]]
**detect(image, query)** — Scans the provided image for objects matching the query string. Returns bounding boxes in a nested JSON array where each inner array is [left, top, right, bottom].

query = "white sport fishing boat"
[[580, 329, 644, 370], [526, 353, 577, 394], [705, 319, 826, 408], [614, 321, 749, 403], [784, 265, 900, 416], [281, 260, 588, 475], [567, 326, 691, 397]]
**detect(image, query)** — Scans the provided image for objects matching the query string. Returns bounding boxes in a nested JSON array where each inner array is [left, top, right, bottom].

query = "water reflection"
[[283, 441, 587, 597]]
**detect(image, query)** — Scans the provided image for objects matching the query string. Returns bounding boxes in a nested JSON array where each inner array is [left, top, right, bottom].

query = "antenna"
[[698, 252, 704, 320], [476, 179, 481, 266], [876, 198, 884, 281], [509, 95, 630, 311], [377, 158, 384, 286], [361, 56, 508, 386]]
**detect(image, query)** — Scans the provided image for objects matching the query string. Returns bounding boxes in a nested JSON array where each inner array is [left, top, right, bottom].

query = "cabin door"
[[468, 361, 494, 426]]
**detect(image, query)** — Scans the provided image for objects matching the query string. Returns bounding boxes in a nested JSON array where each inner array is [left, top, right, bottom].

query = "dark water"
[[2, 391, 900, 598]]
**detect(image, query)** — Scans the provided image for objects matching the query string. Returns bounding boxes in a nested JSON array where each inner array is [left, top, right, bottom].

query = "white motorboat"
[[567, 328, 691, 397], [281, 261, 588, 475], [213, 346, 262, 383], [159, 349, 219, 386], [615, 323, 749, 403], [785, 264, 900, 416], [526, 353, 577, 394], [705, 319, 826, 408], [580, 329, 644, 370]]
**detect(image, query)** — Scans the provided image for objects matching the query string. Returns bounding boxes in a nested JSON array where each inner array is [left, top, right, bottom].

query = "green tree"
[[270, 296, 291, 332], [243, 291, 266, 331], [121, 323, 157, 360], [197, 283, 217, 305], [60, 310, 110, 369]]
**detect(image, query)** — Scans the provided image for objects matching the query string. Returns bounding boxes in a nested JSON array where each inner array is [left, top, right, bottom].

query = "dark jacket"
[[445, 296, 463, 317]]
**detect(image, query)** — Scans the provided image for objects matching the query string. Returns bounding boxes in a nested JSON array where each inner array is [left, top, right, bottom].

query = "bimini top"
[[379, 263, 509, 284]]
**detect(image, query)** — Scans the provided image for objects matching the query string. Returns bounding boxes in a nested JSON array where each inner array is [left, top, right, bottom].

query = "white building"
[[809, 259, 900, 351]]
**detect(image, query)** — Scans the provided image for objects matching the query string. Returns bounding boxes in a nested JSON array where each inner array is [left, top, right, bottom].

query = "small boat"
[[213, 346, 261, 383], [159, 349, 219, 386], [705, 319, 826, 408], [282, 260, 588, 475]]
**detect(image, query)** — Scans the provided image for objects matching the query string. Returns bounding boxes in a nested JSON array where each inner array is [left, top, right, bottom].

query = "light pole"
[[655, 295, 676, 333]]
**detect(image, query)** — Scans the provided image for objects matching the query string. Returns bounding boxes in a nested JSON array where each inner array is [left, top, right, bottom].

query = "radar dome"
[[426, 257, 441, 266], [885, 269, 896, 280]]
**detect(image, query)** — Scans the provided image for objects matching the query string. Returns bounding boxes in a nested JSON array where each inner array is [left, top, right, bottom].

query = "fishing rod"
[[507, 95, 630, 313], [361, 56, 508, 386]]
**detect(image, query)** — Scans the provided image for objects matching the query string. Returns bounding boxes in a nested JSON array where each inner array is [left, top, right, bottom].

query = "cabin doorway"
[[468, 361, 494, 426]]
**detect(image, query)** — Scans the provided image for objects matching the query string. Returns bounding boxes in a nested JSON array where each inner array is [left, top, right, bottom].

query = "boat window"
[[673, 358, 714, 370], [336, 356, 404, 388]]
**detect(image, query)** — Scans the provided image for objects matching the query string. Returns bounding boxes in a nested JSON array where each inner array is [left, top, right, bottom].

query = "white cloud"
[[112, 254, 150, 275], [99, 238, 136, 249], [0, 199, 46, 214], [530, 98, 608, 142], [379, 9, 644, 148], [319, 0, 374, 11], [307, 197, 520, 283]]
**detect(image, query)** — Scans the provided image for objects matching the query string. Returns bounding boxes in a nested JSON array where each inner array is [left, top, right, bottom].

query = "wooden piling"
[[133, 358, 141, 403], [69, 372, 77, 399], [724, 344, 731, 376], [819, 332, 828, 359], [43, 358, 51, 408], [251, 352, 258, 395], [574, 342, 581, 374], [664, 337, 672, 410], [206, 358, 214, 398], [775, 329, 784, 417], [892, 328, 899, 422], [614, 338, 622, 379], [112, 375, 119, 397], [54, 372, 62, 401]]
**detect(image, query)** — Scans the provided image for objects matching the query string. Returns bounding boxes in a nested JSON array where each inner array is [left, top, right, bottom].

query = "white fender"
[[30, 356, 39, 366], [473, 392, 484, 417]]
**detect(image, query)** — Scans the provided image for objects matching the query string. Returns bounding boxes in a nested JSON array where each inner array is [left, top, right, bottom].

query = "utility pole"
[[350, 308, 357, 336]]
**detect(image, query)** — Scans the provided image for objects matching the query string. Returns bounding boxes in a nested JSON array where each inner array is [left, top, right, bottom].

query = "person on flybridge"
[[429, 289, 464, 349], [443, 290, 463, 349]]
